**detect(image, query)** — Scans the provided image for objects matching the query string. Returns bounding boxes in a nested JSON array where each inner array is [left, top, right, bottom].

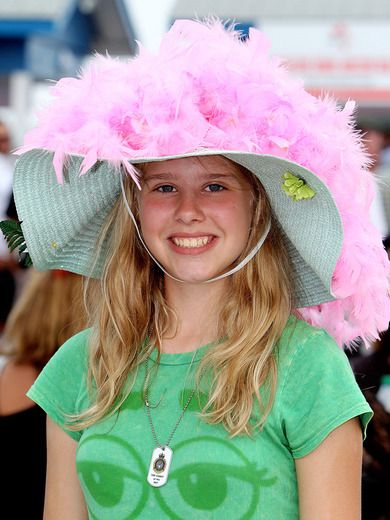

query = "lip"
[[168, 232, 217, 238], [167, 235, 218, 255]]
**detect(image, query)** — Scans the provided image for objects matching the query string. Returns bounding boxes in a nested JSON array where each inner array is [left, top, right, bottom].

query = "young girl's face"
[[137, 156, 254, 284]]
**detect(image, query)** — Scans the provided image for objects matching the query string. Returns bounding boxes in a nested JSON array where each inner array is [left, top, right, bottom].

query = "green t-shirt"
[[28, 316, 372, 519]]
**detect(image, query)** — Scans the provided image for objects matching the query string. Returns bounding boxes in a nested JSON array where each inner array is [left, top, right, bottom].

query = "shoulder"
[[274, 315, 362, 408], [0, 358, 38, 415], [4, 359, 38, 381], [26, 329, 93, 439], [60, 327, 92, 351], [272, 316, 372, 458], [28, 328, 92, 398], [49, 328, 92, 367], [0, 355, 37, 383], [276, 315, 345, 372]]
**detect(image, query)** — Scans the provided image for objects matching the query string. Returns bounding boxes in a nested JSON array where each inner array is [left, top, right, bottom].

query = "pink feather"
[[18, 19, 390, 347]]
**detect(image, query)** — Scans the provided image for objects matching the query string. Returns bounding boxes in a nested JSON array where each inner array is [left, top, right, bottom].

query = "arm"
[[0, 361, 38, 415], [44, 417, 88, 520], [295, 418, 363, 520]]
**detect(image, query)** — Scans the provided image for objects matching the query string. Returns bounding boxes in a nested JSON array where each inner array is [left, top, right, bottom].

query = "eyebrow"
[[142, 172, 238, 182]]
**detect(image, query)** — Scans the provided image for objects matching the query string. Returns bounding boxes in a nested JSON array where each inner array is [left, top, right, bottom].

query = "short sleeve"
[[278, 328, 373, 459], [27, 328, 91, 441]]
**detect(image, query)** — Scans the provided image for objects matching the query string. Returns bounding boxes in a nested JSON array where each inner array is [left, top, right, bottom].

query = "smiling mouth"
[[171, 236, 214, 248]]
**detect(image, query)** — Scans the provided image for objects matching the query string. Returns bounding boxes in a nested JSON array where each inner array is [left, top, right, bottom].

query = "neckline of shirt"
[[148, 341, 215, 366]]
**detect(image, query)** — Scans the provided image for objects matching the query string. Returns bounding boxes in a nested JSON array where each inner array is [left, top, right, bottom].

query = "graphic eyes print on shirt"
[[155, 436, 277, 519], [76, 386, 277, 519], [77, 434, 277, 520], [77, 435, 148, 519]]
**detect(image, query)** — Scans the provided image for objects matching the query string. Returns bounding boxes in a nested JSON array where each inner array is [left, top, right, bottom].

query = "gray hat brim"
[[13, 148, 343, 308]]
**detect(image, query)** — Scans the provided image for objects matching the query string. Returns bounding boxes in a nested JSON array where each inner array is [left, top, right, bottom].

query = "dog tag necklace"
[[143, 353, 197, 488]]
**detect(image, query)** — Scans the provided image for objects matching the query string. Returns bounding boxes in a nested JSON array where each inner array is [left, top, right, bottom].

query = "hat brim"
[[13, 148, 343, 308]]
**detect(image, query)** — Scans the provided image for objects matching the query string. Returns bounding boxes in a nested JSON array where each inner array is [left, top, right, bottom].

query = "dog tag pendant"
[[147, 446, 173, 487]]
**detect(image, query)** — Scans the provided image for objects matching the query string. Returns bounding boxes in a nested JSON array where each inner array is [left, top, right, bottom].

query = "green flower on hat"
[[282, 172, 315, 201]]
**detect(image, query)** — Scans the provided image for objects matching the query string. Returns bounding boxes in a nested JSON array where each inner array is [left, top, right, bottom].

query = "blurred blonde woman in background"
[[0, 269, 87, 520]]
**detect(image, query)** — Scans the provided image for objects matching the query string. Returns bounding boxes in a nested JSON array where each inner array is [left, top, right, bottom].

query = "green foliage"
[[0, 220, 32, 267]]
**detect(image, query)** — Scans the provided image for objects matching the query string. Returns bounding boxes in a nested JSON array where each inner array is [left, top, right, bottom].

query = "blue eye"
[[157, 185, 176, 193], [206, 184, 224, 192]]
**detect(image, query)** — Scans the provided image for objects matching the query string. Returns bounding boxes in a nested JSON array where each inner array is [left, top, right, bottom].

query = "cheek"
[[222, 196, 253, 234], [138, 198, 171, 239], [138, 198, 153, 237]]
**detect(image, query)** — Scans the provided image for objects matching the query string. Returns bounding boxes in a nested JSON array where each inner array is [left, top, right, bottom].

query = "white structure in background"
[[172, 0, 390, 111], [262, 21, 390, 107], [125, 0, 176, 53]]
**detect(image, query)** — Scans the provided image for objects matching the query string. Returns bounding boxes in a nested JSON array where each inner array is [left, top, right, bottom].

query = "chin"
[[169, 265, 227, 284], [174, 273, 215, 284]]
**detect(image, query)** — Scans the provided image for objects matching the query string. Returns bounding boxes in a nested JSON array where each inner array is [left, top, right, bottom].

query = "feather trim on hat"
[[18, 19, 390, 346]]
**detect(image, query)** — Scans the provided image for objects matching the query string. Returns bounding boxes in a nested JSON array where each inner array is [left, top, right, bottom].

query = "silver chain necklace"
[[143, 352, 197, 487]]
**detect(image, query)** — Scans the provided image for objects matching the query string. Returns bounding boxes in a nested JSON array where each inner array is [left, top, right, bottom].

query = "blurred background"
[[1, 0, 390, 144], [3, 0, 390, 235], [0, 2, 389, 519]]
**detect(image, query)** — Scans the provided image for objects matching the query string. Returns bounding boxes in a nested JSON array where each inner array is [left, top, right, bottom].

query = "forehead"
[[141, 155, 251, 182]]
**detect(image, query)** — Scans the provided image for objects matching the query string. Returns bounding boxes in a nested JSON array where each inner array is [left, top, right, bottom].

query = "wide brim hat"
[[13, 147, 342, 308], [10, 19, 390, 346]]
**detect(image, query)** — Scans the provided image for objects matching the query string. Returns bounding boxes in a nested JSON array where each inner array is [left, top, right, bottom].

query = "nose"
[[174, 192, 205, 224]]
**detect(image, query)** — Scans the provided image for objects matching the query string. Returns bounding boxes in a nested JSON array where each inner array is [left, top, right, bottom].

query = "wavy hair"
[[70, 158, 293, 435], [1, 269, 86, 370]]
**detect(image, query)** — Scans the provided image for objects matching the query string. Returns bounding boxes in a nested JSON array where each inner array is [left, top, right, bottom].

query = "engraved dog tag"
[[147, 446, 173, 487]]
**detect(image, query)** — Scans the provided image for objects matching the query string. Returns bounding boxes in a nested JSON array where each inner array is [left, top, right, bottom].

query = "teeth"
[[172, 236, 211, 248]]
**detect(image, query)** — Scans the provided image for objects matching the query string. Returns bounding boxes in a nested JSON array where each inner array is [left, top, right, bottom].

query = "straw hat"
[[11, 19, 390, 346]]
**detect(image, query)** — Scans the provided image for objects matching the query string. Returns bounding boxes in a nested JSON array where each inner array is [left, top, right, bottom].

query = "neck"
[[160, 277, 229, 353]]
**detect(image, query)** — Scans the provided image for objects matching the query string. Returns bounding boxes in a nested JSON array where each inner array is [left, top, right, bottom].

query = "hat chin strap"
[[120, 174, 271, 284]]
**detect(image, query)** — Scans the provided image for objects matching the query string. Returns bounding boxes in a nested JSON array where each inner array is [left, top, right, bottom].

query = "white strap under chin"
[[120, 174, 271, 284]]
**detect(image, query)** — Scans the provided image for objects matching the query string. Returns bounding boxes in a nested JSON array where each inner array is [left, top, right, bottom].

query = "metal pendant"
[[147, 446, 173, 487]]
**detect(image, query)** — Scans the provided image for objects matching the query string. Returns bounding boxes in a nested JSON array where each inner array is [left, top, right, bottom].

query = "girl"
[[8, 19, 390, 519]]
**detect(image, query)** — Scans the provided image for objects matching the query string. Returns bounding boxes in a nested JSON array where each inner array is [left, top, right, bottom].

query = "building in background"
[[172, 0, 390, 128], [0, 0, 136, 144], [1, 0, 390, 142]]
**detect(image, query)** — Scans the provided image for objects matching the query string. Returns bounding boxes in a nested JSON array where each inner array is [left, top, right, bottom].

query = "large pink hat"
[[10, 19, 390, 347]]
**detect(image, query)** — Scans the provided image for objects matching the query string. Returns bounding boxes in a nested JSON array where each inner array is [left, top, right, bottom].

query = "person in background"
[[0, 269, 87, 520], [358, 123, 390, 240], [351, 330, 390, 520], [380, 130, 390, 167], [350, 235, 390, 520], [0, 120, 17, 331]]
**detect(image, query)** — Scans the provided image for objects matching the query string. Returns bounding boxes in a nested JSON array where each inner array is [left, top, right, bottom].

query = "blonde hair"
[[1, 269, 87, 370], [74, 158, 293, 435]]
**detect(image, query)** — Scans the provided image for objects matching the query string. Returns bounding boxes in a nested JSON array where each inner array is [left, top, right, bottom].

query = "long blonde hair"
[[74, 158, 293, 435], [1, 269, 87, 370]]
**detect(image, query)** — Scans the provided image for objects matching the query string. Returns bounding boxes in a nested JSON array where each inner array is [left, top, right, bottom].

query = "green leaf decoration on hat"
[[0, 220, 32, 267], [282, 172, 315, 201]]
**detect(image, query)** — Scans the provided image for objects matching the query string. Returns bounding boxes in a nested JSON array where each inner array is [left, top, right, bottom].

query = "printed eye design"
[[77, 434, 148, 519], [76, 431, 277, 519], [154, 436, 277, 519]]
